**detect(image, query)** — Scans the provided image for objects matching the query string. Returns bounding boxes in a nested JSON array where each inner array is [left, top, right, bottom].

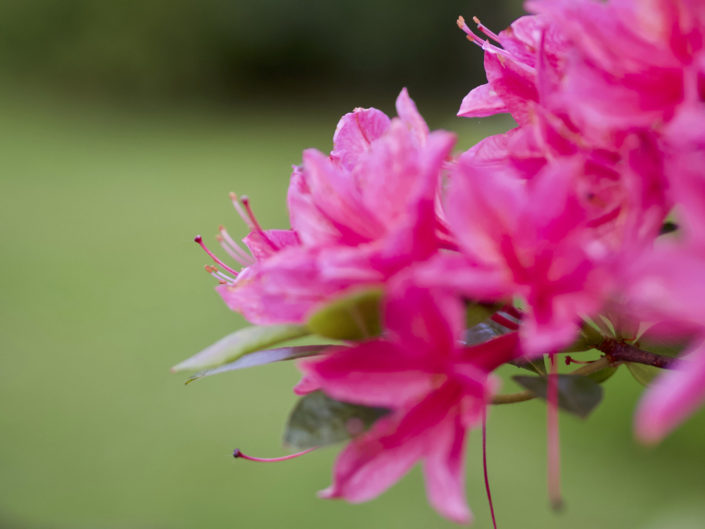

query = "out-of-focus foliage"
[[0, 0, 521, 101]]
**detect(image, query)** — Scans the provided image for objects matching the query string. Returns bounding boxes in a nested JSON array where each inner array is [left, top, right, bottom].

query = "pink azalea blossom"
[[200, 90, 455, 324], [300, 284, 519, 523], [420, 154, 616, 356], [457, 14, 569, 124], [528, 0, 705, 130]]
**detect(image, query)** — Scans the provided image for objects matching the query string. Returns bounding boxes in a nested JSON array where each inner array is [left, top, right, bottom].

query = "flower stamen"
[[194, 235, 240, 276], [232, 447, 317, 463]]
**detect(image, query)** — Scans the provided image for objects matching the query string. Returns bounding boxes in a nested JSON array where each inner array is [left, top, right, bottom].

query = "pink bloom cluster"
[[192, 0, 705, 523]]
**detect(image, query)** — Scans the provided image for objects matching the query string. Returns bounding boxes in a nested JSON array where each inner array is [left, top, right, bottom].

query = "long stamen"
[[482, 408, 498, 529], [230, 192, 254, 230], [457, 16, 487, 47], [219, 225, 255, 265], [456, 16, 535, 75], [473, 16, 501, 43], [233, 447, 317, 463], [204, 265, 227, 284], [194, 235, 240, 276], [547, 353, 564, 511], [240, 195, 278, 251]]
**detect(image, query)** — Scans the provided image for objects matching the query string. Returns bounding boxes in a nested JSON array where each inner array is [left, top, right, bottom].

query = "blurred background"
[[2, 1, 705, 528]]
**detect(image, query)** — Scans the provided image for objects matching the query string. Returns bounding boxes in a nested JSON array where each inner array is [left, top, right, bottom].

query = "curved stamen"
[[482, 409, 498, 529], [240, 195, 279, 251], [232, 447, 317, 463], [218, 225, 255, 265], [194, 235, 240, 276]]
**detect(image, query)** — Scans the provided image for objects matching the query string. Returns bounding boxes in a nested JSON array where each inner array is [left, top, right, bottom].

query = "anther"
[[194, 235, 240, 276], [473, 16, 501, 43]]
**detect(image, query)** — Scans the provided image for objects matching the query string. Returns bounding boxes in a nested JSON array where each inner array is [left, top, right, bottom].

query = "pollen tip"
[[229, 192, 237, 200], [233, 448, 242, 458], [472, 15, 481, 25], [240, 194, 250, 203], [216, 234, 224, 242], [456, 15, 465, 28], [194, 235, 203, 243], [218, 224, 225, 231]]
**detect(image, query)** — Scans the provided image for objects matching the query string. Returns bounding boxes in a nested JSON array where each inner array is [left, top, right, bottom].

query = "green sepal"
[[184, 345, 330, 384], [306, 288, 383, 341]]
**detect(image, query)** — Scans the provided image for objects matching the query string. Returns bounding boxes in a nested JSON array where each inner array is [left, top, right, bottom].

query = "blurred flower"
[[301, 283, 519, 523]]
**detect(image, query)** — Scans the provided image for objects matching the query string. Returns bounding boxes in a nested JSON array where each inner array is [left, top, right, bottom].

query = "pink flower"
[[457, 14, 569, 124], [199, 90, 455, 325], [528, 0, 705, 130], [420, 154, 615, 356], [301, 284, 519, 523]]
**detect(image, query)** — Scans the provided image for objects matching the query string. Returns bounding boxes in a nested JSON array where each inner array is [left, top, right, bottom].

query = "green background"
[[2, 0, 705, 527]]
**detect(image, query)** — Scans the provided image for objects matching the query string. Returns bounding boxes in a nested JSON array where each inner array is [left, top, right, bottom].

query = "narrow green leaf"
[[284, 391, 389, 449], [513, 374, 604, 419], [171, 324, 309, 372], [185, 345, 330, 384], [464, 321, 504, 346], [586, 364, 618, 384], [510, 355, 547, 375], [307, 288, 383, 341]]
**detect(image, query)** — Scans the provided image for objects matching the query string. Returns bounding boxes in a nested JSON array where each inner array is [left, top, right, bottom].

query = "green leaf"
[[510, 355, 547, 375], [185, 345, 330, 384], [586, 364, 618, 384], [307, 288, 383, 341], [513, 374, 604, 419], [171, 324, 309, 372], [625, 363, 661, 386], [464, 321, 504, 346], [284, 391, 389, 449]]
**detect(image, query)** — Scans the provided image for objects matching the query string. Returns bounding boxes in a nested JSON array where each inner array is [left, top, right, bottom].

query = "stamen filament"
[[194, 235, 240, 276], [233, 447, 317, 462], [482, 408, 498, 529], [547, 353, 564, 511], [219, 225, 256, 265], [230, 192, 254, 230], [473, 16, 501, 43], [240, 195, 278, 251]]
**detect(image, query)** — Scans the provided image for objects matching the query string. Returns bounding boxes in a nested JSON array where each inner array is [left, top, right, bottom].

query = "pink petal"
[[635, 339, 705, 443], [395, 88, 430, 144], [243, 229, 299, 261], [423, 413, 472, 524], [321, 384, 461, 504], [384, 282, 465, 360], [458, 83, 509, 118], [319, 413, 426, 503], [331, 108, 391, 171], [301, 341, 434, 408]]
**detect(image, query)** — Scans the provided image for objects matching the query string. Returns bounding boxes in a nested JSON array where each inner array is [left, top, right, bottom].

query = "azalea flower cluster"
[[178, 0, 705, 524]]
